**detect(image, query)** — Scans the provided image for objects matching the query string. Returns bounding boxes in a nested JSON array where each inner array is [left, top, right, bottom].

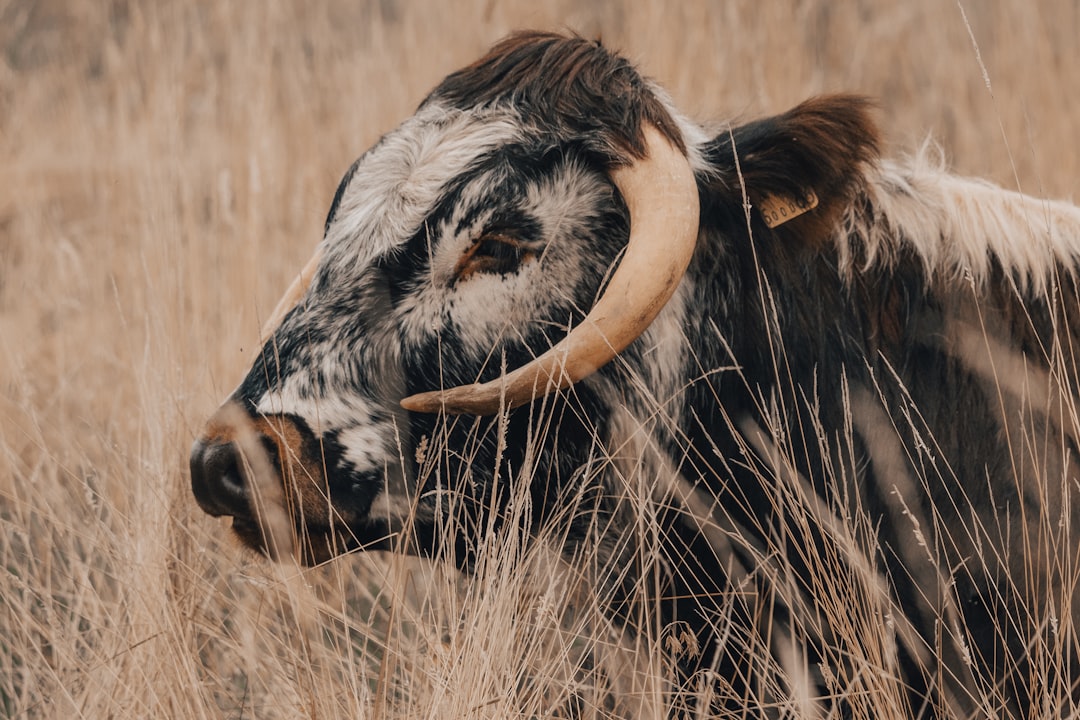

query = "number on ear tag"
[[758, 190, 819, 228]]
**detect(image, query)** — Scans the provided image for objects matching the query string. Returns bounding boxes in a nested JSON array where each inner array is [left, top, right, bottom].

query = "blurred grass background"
[[1, 1, 1078, 716]]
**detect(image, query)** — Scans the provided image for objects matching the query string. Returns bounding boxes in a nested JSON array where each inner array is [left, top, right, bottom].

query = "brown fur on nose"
[[247, 412, 332, 528]]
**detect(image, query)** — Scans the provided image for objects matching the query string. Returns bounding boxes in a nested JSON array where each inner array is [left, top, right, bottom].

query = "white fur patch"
[[394, 158, 614, 366], [635, 278, 692, 407], [335, 423, 397, 475], [844, 146, 1080, 295], [322, 104, 523, 273], [256, 384, 376, 436]]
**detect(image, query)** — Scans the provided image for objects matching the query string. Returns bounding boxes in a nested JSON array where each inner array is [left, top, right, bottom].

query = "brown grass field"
[[2, 1, 1080, 717]]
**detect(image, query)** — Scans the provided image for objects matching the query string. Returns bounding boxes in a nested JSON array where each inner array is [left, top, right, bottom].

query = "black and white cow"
[[190, 32, 1080, 717]]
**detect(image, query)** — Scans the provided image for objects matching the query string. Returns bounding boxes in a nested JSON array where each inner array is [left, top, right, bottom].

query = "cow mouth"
[[229, 516, 280, 557], [232, 516, 322, 564], [229, 508, 396, 566], [229, 515, 346, 566]]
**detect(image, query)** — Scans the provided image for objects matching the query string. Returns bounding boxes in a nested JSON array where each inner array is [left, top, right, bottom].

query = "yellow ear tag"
[[758, 190, 819, 228]]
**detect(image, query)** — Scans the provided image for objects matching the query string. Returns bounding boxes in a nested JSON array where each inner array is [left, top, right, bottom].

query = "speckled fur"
[[201, 31, 1080, 717]]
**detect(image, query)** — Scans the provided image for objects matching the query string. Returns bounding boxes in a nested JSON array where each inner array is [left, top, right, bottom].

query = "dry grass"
[[2, 0, 1079, 717]]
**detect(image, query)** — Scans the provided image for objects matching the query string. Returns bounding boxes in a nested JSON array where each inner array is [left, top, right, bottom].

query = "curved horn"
[[400, 124, 700, 415], [259, 247, 324, 342]]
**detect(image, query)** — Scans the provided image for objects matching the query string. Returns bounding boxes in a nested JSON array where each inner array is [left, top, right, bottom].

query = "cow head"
[[189, 32, 700, 565]]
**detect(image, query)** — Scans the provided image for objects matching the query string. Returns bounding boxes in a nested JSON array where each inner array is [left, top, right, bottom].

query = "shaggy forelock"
[[320, 104, 525, 279]]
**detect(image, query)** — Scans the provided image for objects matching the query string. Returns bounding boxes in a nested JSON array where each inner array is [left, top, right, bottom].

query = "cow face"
[[190, 32, 700, 565], [191, 103, 642, 564]]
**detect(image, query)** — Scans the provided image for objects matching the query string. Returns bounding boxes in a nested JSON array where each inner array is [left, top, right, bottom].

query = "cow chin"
[[229, 514, 379, 566]]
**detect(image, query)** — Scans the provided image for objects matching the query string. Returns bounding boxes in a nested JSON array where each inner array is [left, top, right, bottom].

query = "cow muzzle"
[[189, 401, 331, 562]]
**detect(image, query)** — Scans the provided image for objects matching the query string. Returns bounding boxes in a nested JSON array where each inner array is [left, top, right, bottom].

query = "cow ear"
[[708, 95, 881, 249]]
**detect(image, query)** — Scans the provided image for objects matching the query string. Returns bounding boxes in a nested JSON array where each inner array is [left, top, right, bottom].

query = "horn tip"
[[399, 392, 441, 413], [400, 389, 501, 415]]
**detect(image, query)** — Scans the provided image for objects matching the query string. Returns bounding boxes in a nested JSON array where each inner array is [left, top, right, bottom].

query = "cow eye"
[[454, 233, 537, 282]]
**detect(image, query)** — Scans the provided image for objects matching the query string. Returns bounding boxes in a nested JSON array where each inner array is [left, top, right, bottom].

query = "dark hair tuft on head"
[[426, 31, 685, 164]]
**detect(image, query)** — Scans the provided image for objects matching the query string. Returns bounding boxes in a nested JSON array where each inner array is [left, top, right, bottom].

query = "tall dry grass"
[[2, 0, 1079, 717]]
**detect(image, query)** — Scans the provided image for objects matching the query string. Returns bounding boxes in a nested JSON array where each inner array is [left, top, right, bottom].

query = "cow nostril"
[[190, 439, 251, 518]]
